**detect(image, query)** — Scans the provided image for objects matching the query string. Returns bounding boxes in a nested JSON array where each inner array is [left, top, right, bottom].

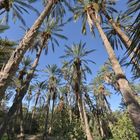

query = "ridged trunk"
[[87, 8, 140, 138], [0, 0, 57, 101], [0, 45, 43, 139], [19, 102, 25, 140], [74, 60, 93, 140]]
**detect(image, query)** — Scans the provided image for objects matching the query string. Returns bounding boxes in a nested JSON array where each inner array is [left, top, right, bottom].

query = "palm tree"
[[31, 81, 46, 120], [0, 0, 59, 99], [0, 14, 68, 138], [61, 42, 95, 140], [0, 0, 39, 25], [30, 81, 46, 133], [92, 72, 113, 139], [44, 64, 61, 135], [103, 12, 140, 78], [74, 1, 140, 138]]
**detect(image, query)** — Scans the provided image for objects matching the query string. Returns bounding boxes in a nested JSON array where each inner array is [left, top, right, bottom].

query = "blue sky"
[[1, 0, 135, 111]]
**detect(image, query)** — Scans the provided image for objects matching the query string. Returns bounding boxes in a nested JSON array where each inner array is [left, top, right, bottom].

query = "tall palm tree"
[[0, 15, 68, 138], [92, 72, 113, 139], [61, 42, 95, 140], [74, 1, 140, 138], [31, 81, 46, 120], [44, 64, 61, 135], [0, 0, 59, 99]]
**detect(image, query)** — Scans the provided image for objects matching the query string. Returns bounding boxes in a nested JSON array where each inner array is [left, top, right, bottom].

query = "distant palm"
[[44, 64, 61, 134], [61, 42, 95, 140]]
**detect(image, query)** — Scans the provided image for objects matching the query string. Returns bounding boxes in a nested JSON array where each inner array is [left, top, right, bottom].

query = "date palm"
[[92, 71, 113, 139], [0, 15, 67, 138], [0, 0, 60, 98], [44, 64, 61, 135], [74, 1, 140, 137], [103, 12, 140, 78], [61, 42, 95, 140]]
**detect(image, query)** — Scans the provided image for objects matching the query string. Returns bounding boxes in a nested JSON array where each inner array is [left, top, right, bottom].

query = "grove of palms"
[[0, 0, 140, 140]]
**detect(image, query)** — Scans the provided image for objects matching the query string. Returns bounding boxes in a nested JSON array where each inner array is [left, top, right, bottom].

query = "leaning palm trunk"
[[0, 0, 58, 100], [0, 45, 43, 139], [87, 8, 140, 138]]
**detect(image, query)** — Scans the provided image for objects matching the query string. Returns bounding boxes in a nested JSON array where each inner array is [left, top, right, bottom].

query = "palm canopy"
[[73, 0, 117, 35], [44, 64, 61, 100], [0, 38, 16, 69], [30, 17, 68, 54], [126, 0, 140, 70], [103, 12, 132, 50], [60, 42, 95, 77], [0, 0, 39, 25]]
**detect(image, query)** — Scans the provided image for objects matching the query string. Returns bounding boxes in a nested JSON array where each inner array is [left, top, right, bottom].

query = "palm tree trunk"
[[49, 97, 55, 134], [19, 102, 25, 140], [82, 101, 94, 140], [87, 9, 140, 138], [0, 0, 57, 100], [74, 61, 93, 140], [31, 92, 40, 120], [29, 92, 40, 132], [43, 95, 51, 140], [0, 45, 43, 139]]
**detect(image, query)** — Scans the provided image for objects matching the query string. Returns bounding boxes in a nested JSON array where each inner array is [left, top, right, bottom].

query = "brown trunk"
[[82, 101, 94, 140], [31, 91, 40, 120], [0, 45, 43, 139], [74, 60, 93, 140], [0, 0, 57, 100], [43, 95, 51, 140], [19, 103, 25, 140], [87, 9, 140, 138]]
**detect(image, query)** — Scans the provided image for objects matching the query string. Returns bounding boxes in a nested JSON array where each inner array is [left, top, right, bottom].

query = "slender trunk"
[[74, 60, 93, 140], [19, 102, 25, 140], [31, 92, 40, 120], [43, 96, 51, 140], [82, 101, 94, 140], [30, 92, 40, 132], [87, 9, 140, 138], [49, 97, 55, 134], [0, 45, 43, 139], [0, 0, 57, 100]]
